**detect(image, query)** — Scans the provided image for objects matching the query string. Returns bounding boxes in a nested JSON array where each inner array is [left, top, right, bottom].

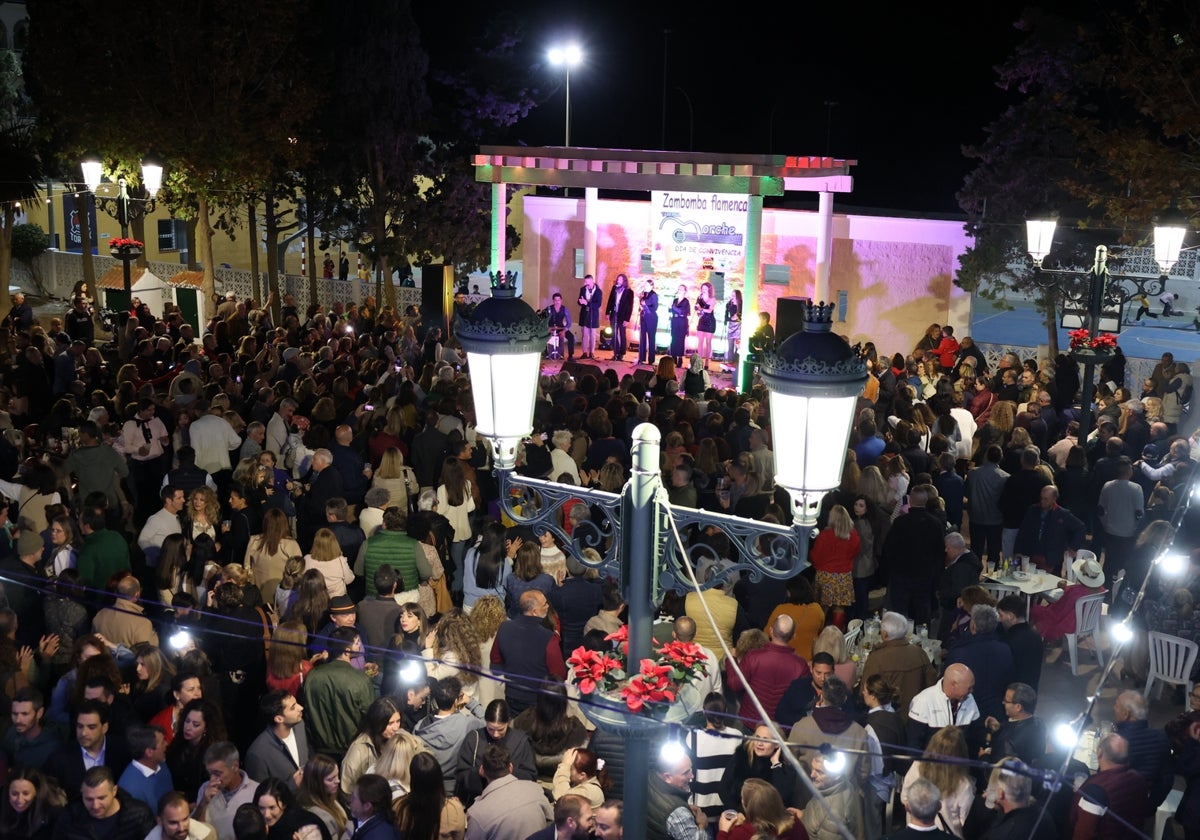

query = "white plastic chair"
[[1145, 631, 1199, 700], [1101, 569, 1125, 621], [1065, 593, 1107, 675], [843, 625, 862, 659], [981, 581, 1019, 602]]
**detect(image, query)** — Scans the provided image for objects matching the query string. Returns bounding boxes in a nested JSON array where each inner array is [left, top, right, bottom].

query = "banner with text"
[[650, 191, 748, 281]]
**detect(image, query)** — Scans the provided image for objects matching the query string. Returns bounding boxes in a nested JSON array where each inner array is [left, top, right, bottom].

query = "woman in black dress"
[[695, 281, 716, 368], [669, 285, 690, 366]]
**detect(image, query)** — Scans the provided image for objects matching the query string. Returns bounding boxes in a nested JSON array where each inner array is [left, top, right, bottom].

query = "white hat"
[[1072, 555, 1105, 588], [225, 291, 237, 300]]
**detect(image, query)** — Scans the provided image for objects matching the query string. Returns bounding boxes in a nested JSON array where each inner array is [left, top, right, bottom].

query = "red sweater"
[[726, 642, 810, 722], [811, 529, 860, 575], [935, 336, 961, 370]]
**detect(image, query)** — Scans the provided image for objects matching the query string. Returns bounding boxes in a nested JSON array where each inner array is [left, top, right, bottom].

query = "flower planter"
[[110, 248, 142, 260], [1068, 348, 1113, 363], [582, 690, 674, 735]]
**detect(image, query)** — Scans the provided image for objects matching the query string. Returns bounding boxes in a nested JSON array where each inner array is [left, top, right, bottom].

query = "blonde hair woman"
[[246, 508, 302, 602], [423, 608, 484, 697], [184, 486, 221, 548], [373, 447, 416, 514], [468, 596, 508, 707], [810, 505, 859, 612], [303, 528, 355, 598], [901, 726, 974, 838], [369, 732, 427, 801]]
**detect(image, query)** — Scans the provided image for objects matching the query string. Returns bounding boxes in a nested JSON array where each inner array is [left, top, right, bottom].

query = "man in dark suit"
[[1014, 485, 1086, 574], [299, 448, 343, 552], [882, 486, 946, 624], [45, 700, 131, 800], [884, 776, 956, 839], [977, 762, 1057, 840], [604, 273, 634, 361], [576, 275, 602, 359], [410, 411, 448, 492], [996, 595, 1043, 691], [245, 690, 309, 788]]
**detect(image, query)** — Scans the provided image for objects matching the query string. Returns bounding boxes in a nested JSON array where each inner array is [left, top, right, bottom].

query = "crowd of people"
[[0, 288, 1193, 840]]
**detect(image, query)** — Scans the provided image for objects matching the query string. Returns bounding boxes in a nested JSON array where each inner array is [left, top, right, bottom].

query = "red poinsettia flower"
[[604, 625, 629, 656]]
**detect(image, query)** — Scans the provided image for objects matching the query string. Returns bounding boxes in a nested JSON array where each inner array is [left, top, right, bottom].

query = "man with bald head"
[[329, 423, 372, 511], [725, 614, 810, 723], [907, 663, 979, 752], [490, 590, 567, 715], [670, 617, 721, 702]]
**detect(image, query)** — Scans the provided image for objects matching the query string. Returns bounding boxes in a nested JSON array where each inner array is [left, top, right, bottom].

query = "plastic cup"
[[722, 810, 739, 823]]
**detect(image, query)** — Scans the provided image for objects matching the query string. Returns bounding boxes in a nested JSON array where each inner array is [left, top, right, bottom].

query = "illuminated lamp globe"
[[455, 272, 549, 470], [760, 301, 867, 528]]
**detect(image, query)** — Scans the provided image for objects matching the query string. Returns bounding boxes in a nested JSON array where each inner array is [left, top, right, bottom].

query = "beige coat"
[[245, 536, 301, 602], [92, 599, 158, 648]]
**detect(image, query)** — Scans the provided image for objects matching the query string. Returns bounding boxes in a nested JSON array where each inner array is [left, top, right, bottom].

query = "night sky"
[[415, 0, 1037, 214]]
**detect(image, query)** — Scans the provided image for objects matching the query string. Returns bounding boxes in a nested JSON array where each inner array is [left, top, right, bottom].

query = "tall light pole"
[[548, 43, 583, 147], [81, 156, 164, 297]]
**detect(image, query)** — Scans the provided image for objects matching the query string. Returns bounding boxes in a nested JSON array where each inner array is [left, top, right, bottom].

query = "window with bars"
[[158, 219, 186, 252]]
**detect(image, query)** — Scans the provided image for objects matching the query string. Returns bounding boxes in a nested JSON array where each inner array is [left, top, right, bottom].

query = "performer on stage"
[[638, 279, 659, 366], [606, 273, 633, 362], [547, 293, 575, 360], [577, 274, 602, 359]]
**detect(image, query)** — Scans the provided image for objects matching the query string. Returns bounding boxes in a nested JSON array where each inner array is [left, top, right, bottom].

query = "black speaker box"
[[775, 296, 813, 345], [561, 360, 604, 381]]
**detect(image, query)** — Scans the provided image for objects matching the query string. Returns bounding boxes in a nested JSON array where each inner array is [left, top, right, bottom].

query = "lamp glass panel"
[[770, 392, 858, 496], [466, 350, 540, 439], [81, 160, 103, 193], [141, 163, 164, 197], [1025, 218, 1057, 264], [1154, 222, 1186, 273]]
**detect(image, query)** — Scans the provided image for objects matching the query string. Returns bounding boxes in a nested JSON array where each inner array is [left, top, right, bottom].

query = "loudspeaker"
[[561, 360, 603, 381], [630, 368, 653, 388], [775, 296, 813, 345]]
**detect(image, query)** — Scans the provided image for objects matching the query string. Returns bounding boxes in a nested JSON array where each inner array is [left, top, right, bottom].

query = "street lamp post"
[[456, 282, 865, 836], [80, 157, 164, 296], [1025, 207, 1189, 442], [547, 43, 582, 147]]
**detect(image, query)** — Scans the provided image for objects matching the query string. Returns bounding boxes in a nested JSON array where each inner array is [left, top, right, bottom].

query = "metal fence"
[[976, 341, 1154, 393]]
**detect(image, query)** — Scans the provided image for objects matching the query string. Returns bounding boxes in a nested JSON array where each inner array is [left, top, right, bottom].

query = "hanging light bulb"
[[1160, 552, 1187, 576], [1111, 622, 1134, 645], [819, 744, 846, 775]]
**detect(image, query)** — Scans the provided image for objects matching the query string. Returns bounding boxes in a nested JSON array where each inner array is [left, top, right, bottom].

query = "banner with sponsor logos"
[[650, 190, 748, 280]]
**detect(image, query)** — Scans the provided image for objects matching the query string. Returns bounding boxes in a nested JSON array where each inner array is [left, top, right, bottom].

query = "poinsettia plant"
[[109, 238, 144, 250], [567, 625, 708, 716], [1068, 328, 1117, 352]]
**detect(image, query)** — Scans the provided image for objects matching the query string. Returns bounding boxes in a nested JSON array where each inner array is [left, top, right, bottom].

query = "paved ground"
[[970, 295, 1200, 362]]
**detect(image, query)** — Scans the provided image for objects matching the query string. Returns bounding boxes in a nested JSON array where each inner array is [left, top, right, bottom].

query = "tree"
[[311, 0, 431, 311], [957, 3, 1200, 354], [10, 223, 48, 294], [23, 0, 323, 307], [413, 26, 536, 272], [0, 51, 41, 314], [0, 121, 43, 312]]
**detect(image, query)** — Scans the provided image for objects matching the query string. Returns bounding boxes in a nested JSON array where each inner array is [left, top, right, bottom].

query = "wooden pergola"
[[472, 146, 857, 337]]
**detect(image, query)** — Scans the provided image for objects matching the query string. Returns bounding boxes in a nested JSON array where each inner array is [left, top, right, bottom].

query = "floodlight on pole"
[[548, 43, 583, 147]]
